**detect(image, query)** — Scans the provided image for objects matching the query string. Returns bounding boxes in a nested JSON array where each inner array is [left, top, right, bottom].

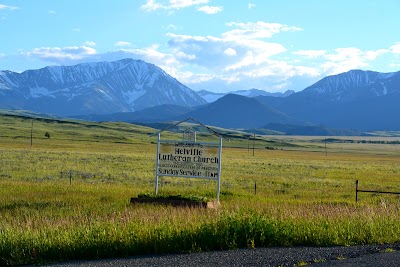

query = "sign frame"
[[155, 132, 222, 202]]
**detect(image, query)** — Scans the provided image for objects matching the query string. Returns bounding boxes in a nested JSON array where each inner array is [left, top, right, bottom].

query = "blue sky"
[[1, 0, 399, 93]]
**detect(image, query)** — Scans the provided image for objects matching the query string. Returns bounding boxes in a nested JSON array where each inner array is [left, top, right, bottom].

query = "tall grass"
[[2, 201, 400, 265], [2, 115, 400, 265]]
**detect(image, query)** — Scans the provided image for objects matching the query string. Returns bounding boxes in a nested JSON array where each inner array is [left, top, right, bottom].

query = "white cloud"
[[24, 46, 96, 61], [294, 47, 391, 75], [239, 60, 320, 79], [169, 0, 209, 9], [176, 51, 196, 60], [141, 0, 163, 11], [223, 22, 302, 40], [320, 48, 369, 74], [164, 21, 316, 91], [175, 71, 216, 84], [324, 47, 362, 62], [197, 5, 222, 14], [248, 3, 256, 9], [390, 42, 400, 54], [113, 45, 181, 71], [163, 24, 179, 31], [84, 41, 96, 47], [224, 48, 237, 56], [166, 21, 296, 71], [115, 41, 131, 47], [48, 10, 56, 15], [141, 0, 209, 12], [293, 50, 326, 58], [19, 19, 396, 93], [72, 28, 81, 32], [0, 4, 18, 10], [224, 44, 287, 71], [364, 49, 388, 60], [19, 43, 183, 81]]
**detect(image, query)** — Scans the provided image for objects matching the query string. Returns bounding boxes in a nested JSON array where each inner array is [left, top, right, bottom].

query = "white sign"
[[157, 141, 220, 179], [155, 133, 222, 202]]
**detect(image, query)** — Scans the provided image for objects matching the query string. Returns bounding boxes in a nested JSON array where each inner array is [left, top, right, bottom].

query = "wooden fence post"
[[355, 179, 359, 202]]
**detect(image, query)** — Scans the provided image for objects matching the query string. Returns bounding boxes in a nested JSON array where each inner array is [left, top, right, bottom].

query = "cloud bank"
[[19, 19, 399, 92]]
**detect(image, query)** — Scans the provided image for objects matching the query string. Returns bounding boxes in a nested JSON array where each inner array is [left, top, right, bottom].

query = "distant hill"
[[74, 94, 303, 129], [73, 104, 193, 123], [198, 88, 294, 103], [178, 94, 301, 129], [259, 123, 364, 136], [0, 108, 61, 119]]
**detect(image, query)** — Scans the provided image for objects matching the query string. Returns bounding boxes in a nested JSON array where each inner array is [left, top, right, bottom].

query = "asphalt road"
[[40, 244, 400, 267]]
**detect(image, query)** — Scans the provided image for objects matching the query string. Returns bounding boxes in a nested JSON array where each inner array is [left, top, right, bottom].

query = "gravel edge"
[[37, 243, 400, 267]]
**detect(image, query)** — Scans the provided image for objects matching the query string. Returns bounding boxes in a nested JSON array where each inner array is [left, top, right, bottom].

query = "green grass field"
[[1, 113, 400, 266]]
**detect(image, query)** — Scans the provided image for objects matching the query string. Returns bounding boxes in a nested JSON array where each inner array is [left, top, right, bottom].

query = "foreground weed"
[[383, 248, 396, 253], [296, 260, 309, 266]]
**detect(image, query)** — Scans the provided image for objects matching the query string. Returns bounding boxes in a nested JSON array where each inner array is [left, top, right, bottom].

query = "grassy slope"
[[1, 114, 400, 265]]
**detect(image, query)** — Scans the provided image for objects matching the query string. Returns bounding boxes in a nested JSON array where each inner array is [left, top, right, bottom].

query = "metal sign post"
[[155, 132, 161, 195], [217, 136, 222, 202]]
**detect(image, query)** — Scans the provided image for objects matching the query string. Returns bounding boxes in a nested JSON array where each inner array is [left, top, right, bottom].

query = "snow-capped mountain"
[[263, 69, 400, 131], [0, 59, 206, 116], [197, 88, 294, 103], [297, 69, 400, 102]]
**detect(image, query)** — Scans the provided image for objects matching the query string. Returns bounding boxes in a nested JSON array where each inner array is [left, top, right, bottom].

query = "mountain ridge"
[[265, 69, 400, 131], [294, 69, 400, 102], [2, 59, 400, 132], [0, 59, 206, 116]]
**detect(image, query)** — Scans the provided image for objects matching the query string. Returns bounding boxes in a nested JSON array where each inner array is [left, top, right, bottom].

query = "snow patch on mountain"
[[146, 72, 159, 88], [123, 89, 146, 104], [382, 84, 388, 95], [97, 88, 113, 101], [30, 87, 53, 98], [0, 72, 16, 89]]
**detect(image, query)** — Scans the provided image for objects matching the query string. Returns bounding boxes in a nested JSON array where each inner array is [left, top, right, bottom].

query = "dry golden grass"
[[1, 114, 400, 265]]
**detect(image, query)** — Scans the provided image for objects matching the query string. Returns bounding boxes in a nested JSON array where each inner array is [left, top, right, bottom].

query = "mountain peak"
[[181, 94, 296, 129], [0, 58, 206, 116], [299, 69, 400, 101]]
